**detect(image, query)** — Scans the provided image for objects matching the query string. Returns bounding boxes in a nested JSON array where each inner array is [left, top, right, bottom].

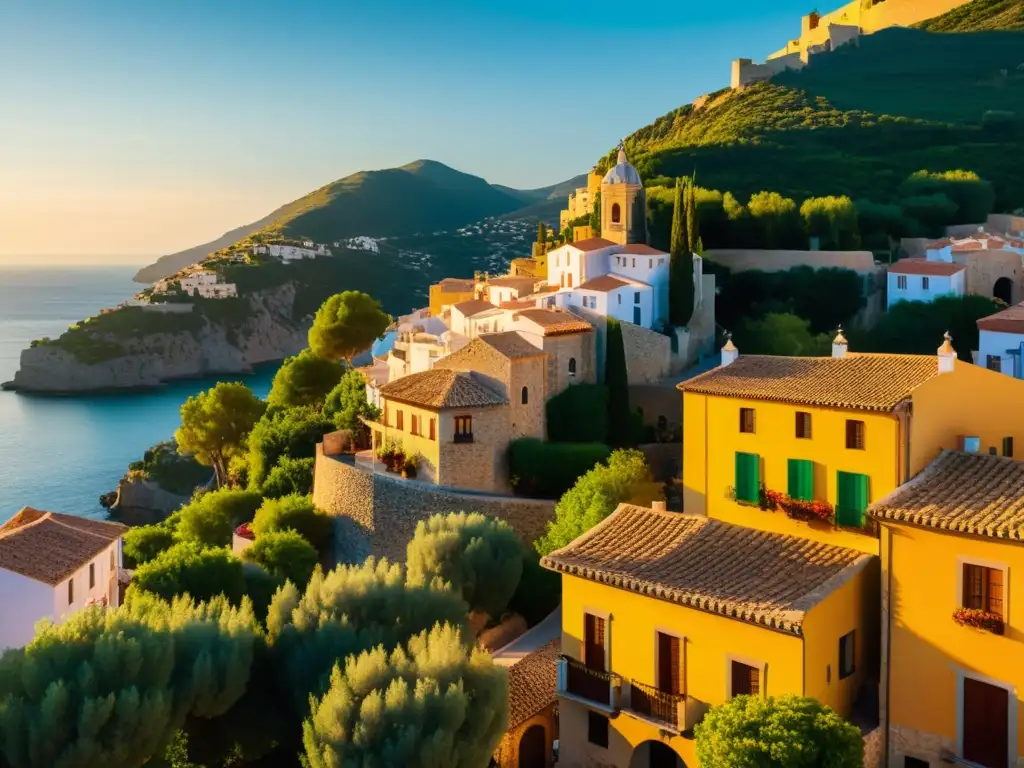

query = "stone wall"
[[862, 726, 884, 768], [630, 385, 681, 432], [888, 723, 955, 766], [313, 445, 556, 564], [493, 706, 557, 768], [731, 53, 804, 89], [620, 322, 672, 384], [705, 249, 877, 274], [543, 331, 597, 398]]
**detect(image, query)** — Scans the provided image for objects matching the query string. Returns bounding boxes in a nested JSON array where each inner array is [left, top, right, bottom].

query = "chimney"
[[938, 331, 957, 374], [721, 332, 739, 367], [832, 326, 848, 358], [652, 500, 667, 513]]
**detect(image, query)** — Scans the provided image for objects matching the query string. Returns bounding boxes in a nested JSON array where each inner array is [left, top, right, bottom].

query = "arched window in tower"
[[521, 386, 529, 405], [568, 357, 577, 376], [611, 203, 621, 224]]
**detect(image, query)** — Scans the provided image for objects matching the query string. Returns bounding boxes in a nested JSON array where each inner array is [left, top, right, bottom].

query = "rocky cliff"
[[4, 283, 307, 393]]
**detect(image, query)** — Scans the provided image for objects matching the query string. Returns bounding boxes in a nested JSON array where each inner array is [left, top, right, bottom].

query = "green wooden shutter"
[[837, 471, 869, 527], [735, 452, 760, 503], [788, 459, 814, 501]]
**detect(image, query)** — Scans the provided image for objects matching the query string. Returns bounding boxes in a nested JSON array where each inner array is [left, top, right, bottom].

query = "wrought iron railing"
[[628, 680, 687, 731], [558, 655, 620, 709]]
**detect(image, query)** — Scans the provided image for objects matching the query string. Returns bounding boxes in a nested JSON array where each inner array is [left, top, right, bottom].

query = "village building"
[[491, 640, 560, 768], [253, 242, 330, 261], [428, 277, 479, 316], [904, 233, 1024, 306], [886, 258, 966, 309], [0, 508, 125, 651], [559, 171, 603, 234], [977, 301, 1024, 377]]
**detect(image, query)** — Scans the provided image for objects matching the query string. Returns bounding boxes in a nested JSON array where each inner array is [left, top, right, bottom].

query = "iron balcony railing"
[[557, 655, 621, 711], [627, 679, 687, 732]]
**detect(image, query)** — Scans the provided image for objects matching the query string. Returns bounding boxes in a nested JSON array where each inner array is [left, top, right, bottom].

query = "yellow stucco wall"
[[682, 391, 900, 555], [375, 398, 442, 481], [884, 522, 1024, 762], [428, 284, 475, 316]]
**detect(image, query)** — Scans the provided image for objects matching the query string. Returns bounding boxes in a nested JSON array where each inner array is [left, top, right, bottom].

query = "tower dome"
[[602, 142, 642, 186]]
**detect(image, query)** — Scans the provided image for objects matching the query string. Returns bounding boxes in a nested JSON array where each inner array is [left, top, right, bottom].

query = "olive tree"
[[175, 382, 265, 487], [308, 291, 391, 366]]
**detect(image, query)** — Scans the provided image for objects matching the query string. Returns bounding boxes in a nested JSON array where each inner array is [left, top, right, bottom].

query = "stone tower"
[[600, 142, 647, 246]]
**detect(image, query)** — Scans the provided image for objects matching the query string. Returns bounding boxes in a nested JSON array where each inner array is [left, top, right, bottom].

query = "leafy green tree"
[[251, 493, 333, 551], [535, 449, 654, 555], [694, 695, 863, 767], [748, 191, 802, 248], [123, 523, 177, 567], [245, 406, 335, 490], [322, 369, 381, 443], [855, 199, 906, 250], [242, 530, 319, 589], [900, 169, 995, 224], [302, 623, 507, 768], [308, 291, 391, 366], [605, 319, 635, 447], [545, 384, 609, 443], [131, 542, 246, 604], [900, 193, 958, 237], [175, 382, 265, 488], [670, 178, 695, 327], [267, 349, 345, 409], [406, 513, 524, 618], [735, 313, 831, 356], [260, 456, 315, 498], [799, 196, 859, 250], [175, 488, 262, 550]]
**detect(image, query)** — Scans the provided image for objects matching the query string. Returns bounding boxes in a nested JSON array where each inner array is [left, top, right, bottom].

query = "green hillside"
[[603, 25, 1024, 211], [918, 0, 1024, 31]]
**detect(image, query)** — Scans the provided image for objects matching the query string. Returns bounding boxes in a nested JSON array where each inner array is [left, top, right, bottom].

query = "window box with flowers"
[[952, 607, 1005, 635], [761, 488, 836, 524]]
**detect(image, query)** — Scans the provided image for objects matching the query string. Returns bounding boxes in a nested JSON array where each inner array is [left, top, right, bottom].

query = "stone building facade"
[[492, 640, 560, 768]]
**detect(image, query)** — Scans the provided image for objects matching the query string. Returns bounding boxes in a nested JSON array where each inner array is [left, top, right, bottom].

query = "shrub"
[[507, 439, 611, 500], [245, 407, 335, 490], [322, 369, 381, 444], [242, 530, 319, 589], [260, 456, 315, 498], [251, 493, 333, 551], [130, 542, 246, 604], [267, 349, 345, 409], [122, 524, 176, 567], [545, 384, 609, 443], [175, 488, 263, 549]]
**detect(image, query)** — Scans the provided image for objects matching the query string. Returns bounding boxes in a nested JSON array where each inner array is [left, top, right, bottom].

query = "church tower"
[[600, 142, 647, 246]]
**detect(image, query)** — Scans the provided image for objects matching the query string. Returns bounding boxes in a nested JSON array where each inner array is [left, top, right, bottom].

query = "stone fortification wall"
[[313, 445, 555, 564], [620, 322, 672, 385], [731, 54, 803, 89], [705, 249, 877, 275]]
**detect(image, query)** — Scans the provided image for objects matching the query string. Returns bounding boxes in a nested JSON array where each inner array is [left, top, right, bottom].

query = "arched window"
[[611, 203, 621, 223], [521, 386, 529, 405], [568, 357, 577, 376]]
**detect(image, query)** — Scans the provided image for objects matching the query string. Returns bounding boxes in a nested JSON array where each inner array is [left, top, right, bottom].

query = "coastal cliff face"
[[6, 283, 307, 393]]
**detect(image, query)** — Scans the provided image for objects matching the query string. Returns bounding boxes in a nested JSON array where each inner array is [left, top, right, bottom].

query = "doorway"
[[994, 277, 1013, 305], [518, 724, 547, 768], [962, 676, 1009, 767]]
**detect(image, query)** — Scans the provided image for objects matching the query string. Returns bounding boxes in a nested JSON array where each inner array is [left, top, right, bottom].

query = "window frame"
[[454, 415, 473, 441], [521, 386, 529, 405], [1003, 436, 1014, 457], [429, 418, 436, 441], [587, 711, 610, 748], [838, 630, 856, 680], [896, 274, 908, 290], [740, 407, 756, 434], [957, 557, 1008, 619], [845, 419, 865, 450], [836, 471, 870, 528], [734, 452, 761, 504], [653, 627, 685, 696], [795, 411, 812, 439], [988, 354, 1002, 372], [787, 458, 814, 501], [89, 562, 95, 590], [582, 606, 612, 672], [395, 409, 404, 431], [725, 654, 766, 700], [68, 578, 74, 605]]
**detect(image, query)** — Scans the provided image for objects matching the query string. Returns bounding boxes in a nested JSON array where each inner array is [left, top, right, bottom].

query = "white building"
[[254, 242, 330, 262], [179, 271, 219, 295], [886, 258, 966, 309], [195, 283, 238, 299], [0, 508, 125, 651], [977, 302, 1024, 378], [928, 234, 1024, 261], [486, 276, 542, 306], [449, 299, 499, 338]]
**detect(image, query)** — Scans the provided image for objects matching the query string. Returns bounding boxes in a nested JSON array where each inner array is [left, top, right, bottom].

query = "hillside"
[[134, 161, 573, 284], [918, 0, 1024, 30], [603, 24, 1024, 210]]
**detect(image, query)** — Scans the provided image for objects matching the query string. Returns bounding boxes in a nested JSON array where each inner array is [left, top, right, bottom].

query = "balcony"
[[626, 680, 688, 733], [453, 432, 474, 444], [557, 655, 621, 712]]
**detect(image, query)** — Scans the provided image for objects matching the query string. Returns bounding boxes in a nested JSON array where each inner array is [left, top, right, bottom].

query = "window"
[[897, 275, 908, 290], [839, 631, 856, 679], [731, 661, 760, 698], [845, 419, 865, 450], [412, 414, 421, 436], [787, 459, 814, 501], [89, 563, 95, 589], [395, 410, 404, 431], [632, 258, 636, 268], [68, 579, 74, 605], [611, 203, 621, 224], [740, 408, 756, 434], [110, 549, 115, 570], [634, 291, 640, 305], [734, 452, 760, 503], [567, 273, 573, 288], [584, 613, 606, 671], [903, 757, 929, 768], [587, 712, 609, 748], [568, 357, 577, 376], [1004, 437, 1014, 457], [962, 563, 1004, 617], [617, 294, 622, 305], [656, 632, 682, 695], [795, 411, 812, 439], [836, 471, 870, 528], [988, 355, 1002, 372], [922, 276, 930, 290], [454, 415, 473, 443], [962, 677, 1010, 767], [649, 258, 653, 268], [429, 418, 436, 441], [659, 258, 665, 265], [521, 386, 528, 405]]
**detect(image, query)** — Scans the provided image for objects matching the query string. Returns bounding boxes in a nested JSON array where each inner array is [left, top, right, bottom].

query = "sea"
[[0, 266, 276, 524]]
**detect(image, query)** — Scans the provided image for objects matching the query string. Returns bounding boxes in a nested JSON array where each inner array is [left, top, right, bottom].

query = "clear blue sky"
[[0, 0, 815, 261]]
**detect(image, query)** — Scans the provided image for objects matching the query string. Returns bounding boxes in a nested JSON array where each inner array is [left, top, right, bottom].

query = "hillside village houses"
[[0, 508, 126, 651], [252, 241, 330, 261], [153, 269, 239, 299]]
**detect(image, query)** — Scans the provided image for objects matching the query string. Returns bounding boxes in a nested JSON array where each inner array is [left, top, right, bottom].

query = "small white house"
[[886, 258, 966, 309], [977, 302, 1024, 378], [196, 283, 238, 299], [486, 276, 541, 306], [449, 299, 497, 337], [179, 271, 219, 295], [0, 508, 125, 651]]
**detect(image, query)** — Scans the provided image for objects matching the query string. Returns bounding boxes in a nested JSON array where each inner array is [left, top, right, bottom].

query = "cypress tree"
[[669, 178, 695, 327], [536, 220, 547, 245], [686, 174, 699, 252], [605, 318, 634, 447]]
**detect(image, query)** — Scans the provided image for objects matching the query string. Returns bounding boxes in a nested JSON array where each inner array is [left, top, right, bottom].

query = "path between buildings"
[[491, 606, 561, 667]]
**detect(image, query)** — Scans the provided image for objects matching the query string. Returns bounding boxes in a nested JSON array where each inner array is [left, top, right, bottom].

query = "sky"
[[0, 0, 817, 264]]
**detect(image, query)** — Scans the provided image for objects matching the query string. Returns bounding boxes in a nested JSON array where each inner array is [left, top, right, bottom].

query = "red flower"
[[235, 522, 254, 539], [953, 607, 1004, 635]]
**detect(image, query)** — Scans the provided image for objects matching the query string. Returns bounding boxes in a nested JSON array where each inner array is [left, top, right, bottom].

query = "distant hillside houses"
[[153, 269, 238, 299], [253, 240, 331, 262]]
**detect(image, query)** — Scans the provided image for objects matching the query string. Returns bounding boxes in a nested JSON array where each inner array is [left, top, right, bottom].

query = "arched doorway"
[[629, 740, 685, 768], [518, 724, 547, 768], [994, 277, 1013, 304]]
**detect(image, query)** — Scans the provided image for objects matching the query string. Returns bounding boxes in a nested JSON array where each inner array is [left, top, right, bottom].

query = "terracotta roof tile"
[[977, 302, 1024, 334], [379, 369, 506, 409], [871, 450, 1024, 541], [452, 299, 495, 317], [578, 275, 630, 293], [436, 278, 476, 293], [479, 332, 545, 360], [513, 309, 593, 336], [0, 508, 125, 586], [570, 237, 618, 252], [488, 276, 539, 291], [507, 640, 560, 729], [619, 244, 668, 255], [678, 353, 940, 412], [952, 241, 984, 252], [541, 505, 869, 635], [888, 258, 965, 276]]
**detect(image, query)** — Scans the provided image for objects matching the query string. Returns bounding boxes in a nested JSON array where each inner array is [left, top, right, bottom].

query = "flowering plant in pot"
[[952, 607, 1004, 635], [781, 497, 835, 523], [235, 522, 254, 540], [401, 454, 419, 479]]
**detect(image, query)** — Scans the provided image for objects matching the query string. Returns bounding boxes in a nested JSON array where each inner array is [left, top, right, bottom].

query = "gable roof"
[[977, 302, 1024, 334], [619, 244, 667, 256], [871, 450, 1024, 542], [570, 237, 618, 252], [889, 258, 965, 277], [435, 278, 475, 293], [451, 299, 495, 317], [541, 505, 869, 635], [507, 640, 560, 729], [379, 368, 506, 409], [488, 276, 538, 291], [513, 309, 592, 336], [678, 353, 941, 412], [479, 331, 545, 360], [0, 508, 126, 586], [577, 275, 630, 293]]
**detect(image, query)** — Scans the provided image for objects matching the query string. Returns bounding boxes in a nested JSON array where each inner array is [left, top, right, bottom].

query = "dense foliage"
[[259, 456, 315, 498], [251, 493, 333, 551], [127, 441, 211, 497], [175, 383, 266, 488], [918, 0, 1024, 32], [244, 406, 335, 490], [545, 384, 609, 443], [308, 291, 391, 365], [322, 368, 381, 442], [694, 695, 863, 767], [670, 177, 696, 326], [123, 523, 177, 567], [506, 438, 612, 500], [735, 313, 831, 357], [175, 488, 262, 549], [131, 543, 246, 604], [241, 530, 319, 589], [266, 349, 344, 409]]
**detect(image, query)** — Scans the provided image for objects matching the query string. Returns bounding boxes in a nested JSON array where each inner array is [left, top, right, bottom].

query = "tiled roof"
[[541, 505, 869, 635], [888, 258, 965, 276], [479, 332, 545, 360], [871, 450, 1024, 541], [678, 353, 941, 412], [507, 640, 560, 729], [437, 278, 475, 293], [952, 241, 984, 252], [379, 369, 506, 409], [513, 309, 592, 336], [0, 508, 125, 586], [578, 275, 630, 293], [619, 244, 667, 255], [488, 276, 538, 291], [978, 302, 1024, 334], [570, 237, 618, 252], [452, 299, 495, 317]]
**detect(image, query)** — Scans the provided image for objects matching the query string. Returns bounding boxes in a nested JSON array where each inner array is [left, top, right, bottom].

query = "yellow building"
[[541, 502, 878, 768], [679, 333, 1024, 556], [428, 277, 477, 316], [559, 171, 603, 233], [600, 144, 647, 246], [871, 450, 1024, 768]]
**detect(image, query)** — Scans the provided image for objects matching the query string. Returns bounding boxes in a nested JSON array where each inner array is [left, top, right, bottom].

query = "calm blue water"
[[0, 266, 275, 523]]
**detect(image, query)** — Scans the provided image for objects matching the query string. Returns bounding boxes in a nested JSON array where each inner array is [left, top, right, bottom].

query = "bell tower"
[[600, 141, 647, 246]]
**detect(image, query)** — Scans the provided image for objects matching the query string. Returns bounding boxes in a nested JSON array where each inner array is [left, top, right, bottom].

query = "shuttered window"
[[787, 459, 814, 501], [735, 452, 760, 503], [411, 414, 420, 436], [795, 411, 812, 439], [587, 712, 610, 748], [584, 613, 606, 672], [740, 408, 756, 434], [1003, 437, 1014, 457], [731, 661, 760, 698], [839, 631, 856, 679], [429, 418, 436, 441], [396, 410, 404, 431], [963, 564, 1004, 617], [836, 471, 869, 527], [657, 632, 682, 695], [845, 420, 865, 450]]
